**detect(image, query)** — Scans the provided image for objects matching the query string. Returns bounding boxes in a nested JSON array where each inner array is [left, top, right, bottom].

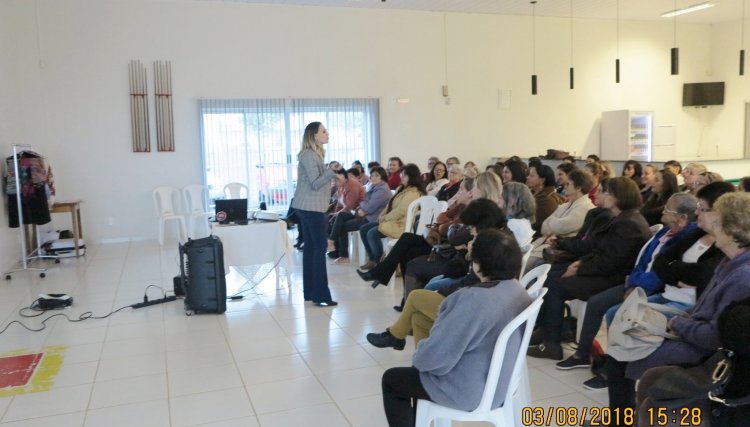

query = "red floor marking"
[[0, 353, 43, 388]]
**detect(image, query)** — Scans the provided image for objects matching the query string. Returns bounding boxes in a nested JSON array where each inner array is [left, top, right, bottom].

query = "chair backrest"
[[223, 182, 249, 199], [519, 244, 534, 280], [153, 186, 181, 217], [474, 287, 547, 412], [520, 264, 552, 295], [650, 224, 664, 235], [409, 196, 440, 236], [183, 184, 208, 215]]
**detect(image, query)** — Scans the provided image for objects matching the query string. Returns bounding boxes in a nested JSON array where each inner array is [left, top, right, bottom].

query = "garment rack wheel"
[[40, 273, 46, 278], [5, 275, 10, 281]]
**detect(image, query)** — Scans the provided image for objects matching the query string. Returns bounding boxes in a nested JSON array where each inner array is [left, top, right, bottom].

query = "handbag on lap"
[[608, 287, 687, 362]]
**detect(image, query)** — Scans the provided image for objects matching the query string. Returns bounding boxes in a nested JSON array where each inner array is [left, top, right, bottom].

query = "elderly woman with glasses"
[[551, 194, 707, 378], [604, 188, 750, 421]]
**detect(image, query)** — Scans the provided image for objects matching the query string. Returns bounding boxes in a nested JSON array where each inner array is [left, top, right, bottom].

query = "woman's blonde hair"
[[475, 171, 503, 206], [298, 122, 325, 159]]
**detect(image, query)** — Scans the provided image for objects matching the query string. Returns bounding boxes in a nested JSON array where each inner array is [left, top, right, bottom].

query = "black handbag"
[[649, 348, 735, 409]]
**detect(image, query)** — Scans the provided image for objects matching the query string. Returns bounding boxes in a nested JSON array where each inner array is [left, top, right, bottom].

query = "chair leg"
[[158, 219, 165, 245]]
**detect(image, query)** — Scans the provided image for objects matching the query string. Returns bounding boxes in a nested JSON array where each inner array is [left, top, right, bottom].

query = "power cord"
[[0, 284, 179, 336], [227, 254, 285, 300]]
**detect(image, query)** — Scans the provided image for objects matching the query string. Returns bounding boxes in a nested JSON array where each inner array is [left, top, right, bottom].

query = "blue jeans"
[[329, 212, 367, 258], [359, 221, 385, 262], [295, 209, 333, 303], [424, 275, 461, 291]]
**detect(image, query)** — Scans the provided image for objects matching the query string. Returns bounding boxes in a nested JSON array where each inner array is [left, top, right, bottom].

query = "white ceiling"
[[198, 0, 746, 24]]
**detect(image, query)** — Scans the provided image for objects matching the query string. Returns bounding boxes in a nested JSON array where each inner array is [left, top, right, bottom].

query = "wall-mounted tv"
[[682, 82, 725, 107]]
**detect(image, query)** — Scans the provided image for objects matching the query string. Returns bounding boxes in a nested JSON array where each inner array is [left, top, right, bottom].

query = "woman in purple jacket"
[[604, 191, 750, 426]]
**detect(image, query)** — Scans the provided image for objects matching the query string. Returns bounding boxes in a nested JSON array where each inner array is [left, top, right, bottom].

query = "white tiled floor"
[[0, 236, 608, 426]]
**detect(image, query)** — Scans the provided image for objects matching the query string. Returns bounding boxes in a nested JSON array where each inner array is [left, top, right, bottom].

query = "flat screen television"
[[682, 82, 725, 106]]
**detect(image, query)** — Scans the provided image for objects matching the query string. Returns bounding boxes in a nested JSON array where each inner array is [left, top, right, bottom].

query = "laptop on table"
[[214, 199, 248, 224]]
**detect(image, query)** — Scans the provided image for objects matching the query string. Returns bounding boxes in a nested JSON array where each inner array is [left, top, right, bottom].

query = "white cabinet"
[[600, 110, 653, 162]]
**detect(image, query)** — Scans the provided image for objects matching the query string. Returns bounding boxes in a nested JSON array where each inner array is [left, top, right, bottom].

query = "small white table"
[[210, 221, 292, 287]]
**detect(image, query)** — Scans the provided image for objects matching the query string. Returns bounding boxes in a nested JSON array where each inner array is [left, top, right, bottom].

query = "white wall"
[[1, 0, 748, 272]]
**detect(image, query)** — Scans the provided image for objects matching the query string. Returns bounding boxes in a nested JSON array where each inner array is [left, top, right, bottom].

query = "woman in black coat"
[[528, 177, 652, 360]]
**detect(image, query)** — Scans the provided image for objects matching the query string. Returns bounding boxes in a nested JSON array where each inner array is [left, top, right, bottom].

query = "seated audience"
[[561, 155, 576, 164], [541, 169, 596, 238], [359, 164, 423, 268], [327, 166, 390, 264], [584, 162, 604, 205], [326, 168, 365, 255], [681, 162, 707, 193], [380, 228, 531, 427], [640, 164, 656, 202], [553, 193, 701, 374], [622, 160, 643, 188], [419, 156, 440, 185], [527, 177, 651, 360], [636, 296, 750, 427], [663, 160, 683, 186], [600, 160, 616, 180], [351, 160, 369, 185], [502, 159, 528, 184], [586, 154, 600, 164], [604, 191, 750, 420], [640, 170, 678, 226], [555, 162, 577, 197], [394, 177, 536, 311], [423, 161, 448, 197], [527, 164, 564, 234], [692, 171, 724, 194], [366, 199, 509, 349], [501, 181, 536, 248], [739, 176, 750, 192], [359, 171, 500, 294], [445, 156, 460, 168], [386, 157, 404, 190], [435, 164, 463, 201]]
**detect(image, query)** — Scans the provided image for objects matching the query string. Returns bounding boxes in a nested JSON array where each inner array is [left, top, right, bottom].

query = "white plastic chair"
[[520, 263, 552, 295], [519, 244, 534, 280], [152, 186, 187, 245], [415, 288, 548, 427], [183, 184, 211, 239], [223, 182, 249, 199], [650, 223, 664, 235]]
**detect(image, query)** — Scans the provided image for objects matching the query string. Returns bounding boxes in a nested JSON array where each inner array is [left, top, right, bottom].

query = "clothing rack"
[[4, 144, 57, 280]]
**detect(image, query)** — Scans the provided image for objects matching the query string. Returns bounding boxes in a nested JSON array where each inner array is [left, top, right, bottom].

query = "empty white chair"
[[520, 263, 552, 295], [152, 186, 187, 245], [415, 288, 548, 427], [183, 184, 211, 239], [223, 182, 249, 199]]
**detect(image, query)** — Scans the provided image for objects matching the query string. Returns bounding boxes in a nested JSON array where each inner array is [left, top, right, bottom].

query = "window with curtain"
[[199, 98, 380, 210]]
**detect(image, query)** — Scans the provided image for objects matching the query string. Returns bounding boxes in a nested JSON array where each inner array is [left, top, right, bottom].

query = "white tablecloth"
[[210, 221, 292, 277]]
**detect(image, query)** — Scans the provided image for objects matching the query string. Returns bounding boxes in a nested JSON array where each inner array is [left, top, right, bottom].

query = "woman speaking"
[[291, 122, 342, 306]]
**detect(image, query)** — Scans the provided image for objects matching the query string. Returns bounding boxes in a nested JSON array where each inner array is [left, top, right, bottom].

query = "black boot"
[[366, 329, 405, 350]]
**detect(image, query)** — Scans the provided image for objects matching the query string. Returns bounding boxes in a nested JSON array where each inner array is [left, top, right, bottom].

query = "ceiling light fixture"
[[670, 0, 679, 75], [569, 0, 574, 90], [741, 0, 746, 75], [615, 0, 621, 83], [531, 0, 538, 95], [660, 2, 714, 18]]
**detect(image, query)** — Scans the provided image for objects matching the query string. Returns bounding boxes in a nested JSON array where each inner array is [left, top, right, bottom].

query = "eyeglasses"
[[696, 202, 713, 213], [662, 207, 681, 215]]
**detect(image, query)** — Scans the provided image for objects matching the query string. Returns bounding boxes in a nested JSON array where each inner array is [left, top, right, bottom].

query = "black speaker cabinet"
[[179, 235, 226, 314]]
